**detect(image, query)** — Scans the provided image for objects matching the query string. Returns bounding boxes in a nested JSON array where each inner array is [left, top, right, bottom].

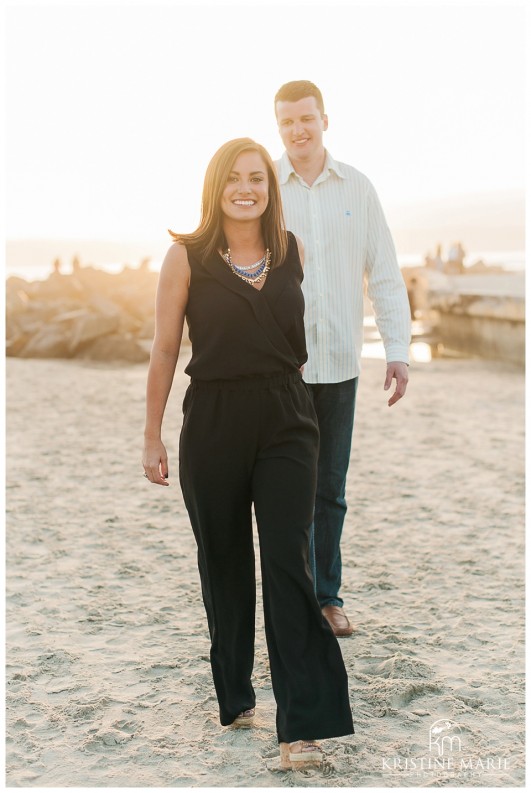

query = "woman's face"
[[220, 150, 269, 223]]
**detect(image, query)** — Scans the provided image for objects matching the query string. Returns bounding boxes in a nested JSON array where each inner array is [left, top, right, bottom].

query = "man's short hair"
[[274, 80, 325, 115]]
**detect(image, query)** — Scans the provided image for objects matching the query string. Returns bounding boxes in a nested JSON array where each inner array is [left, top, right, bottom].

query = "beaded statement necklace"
[[223, 248, 271, 286]]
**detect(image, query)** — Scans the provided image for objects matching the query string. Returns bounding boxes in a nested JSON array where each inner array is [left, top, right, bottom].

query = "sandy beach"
[[5, 350, 525, 787]]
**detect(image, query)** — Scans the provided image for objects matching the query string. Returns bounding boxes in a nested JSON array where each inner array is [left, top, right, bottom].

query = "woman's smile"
[[221, 150, 269, 220]]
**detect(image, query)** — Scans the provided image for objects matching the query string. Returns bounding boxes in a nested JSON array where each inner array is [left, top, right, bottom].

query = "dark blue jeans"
[[307, 379, 358, 608]]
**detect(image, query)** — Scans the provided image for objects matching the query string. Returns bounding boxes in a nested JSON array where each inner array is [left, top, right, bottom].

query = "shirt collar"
[[278, 150, 346, 185]]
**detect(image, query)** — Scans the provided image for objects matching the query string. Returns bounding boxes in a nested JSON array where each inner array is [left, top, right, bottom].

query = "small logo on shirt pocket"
[[345, 210, 352, 216]]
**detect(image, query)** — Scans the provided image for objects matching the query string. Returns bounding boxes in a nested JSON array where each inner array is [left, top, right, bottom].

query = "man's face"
[[275, 96, 328, 163]]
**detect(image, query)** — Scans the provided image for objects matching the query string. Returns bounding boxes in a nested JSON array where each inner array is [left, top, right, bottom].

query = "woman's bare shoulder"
[[164, 240, 190, 265], [161, 241, 191, 275]]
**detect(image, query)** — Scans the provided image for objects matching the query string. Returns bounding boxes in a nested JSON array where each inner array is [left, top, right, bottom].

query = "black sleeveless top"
[[184, 231, 307, 380]]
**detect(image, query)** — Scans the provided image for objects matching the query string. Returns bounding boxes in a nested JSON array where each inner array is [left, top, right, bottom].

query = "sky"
[[4, 0, 527, 244]]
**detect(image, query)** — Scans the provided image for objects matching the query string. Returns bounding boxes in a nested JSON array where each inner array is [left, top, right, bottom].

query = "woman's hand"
[[143, 438, 170, 486]]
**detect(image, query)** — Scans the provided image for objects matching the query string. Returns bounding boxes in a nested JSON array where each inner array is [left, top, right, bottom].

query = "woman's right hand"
[[142, 242, 190, 489], [143, 439, 170, 486]]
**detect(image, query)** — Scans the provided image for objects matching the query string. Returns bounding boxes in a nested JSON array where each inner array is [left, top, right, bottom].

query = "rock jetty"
[[402, 265, 525, 366], [6, 259, 164, 362]]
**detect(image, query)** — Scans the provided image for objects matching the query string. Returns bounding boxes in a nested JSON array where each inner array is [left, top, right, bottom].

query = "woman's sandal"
[[231, 708, 255, 728], [279, 740, 323, 769]]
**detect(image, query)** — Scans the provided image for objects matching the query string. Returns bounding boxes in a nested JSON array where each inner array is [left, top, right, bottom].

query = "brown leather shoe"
[[322, 605, 354, 637]]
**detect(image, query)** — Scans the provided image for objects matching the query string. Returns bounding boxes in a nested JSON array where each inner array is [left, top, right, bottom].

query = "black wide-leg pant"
[[179, 371, 354, 743]]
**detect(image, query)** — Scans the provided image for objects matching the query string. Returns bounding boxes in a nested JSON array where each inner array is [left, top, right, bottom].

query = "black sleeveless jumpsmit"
[[178, 232, 354, 743], [184, 230, 307, 380]]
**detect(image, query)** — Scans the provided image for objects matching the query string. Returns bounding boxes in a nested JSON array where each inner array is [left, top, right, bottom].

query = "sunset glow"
[[5, 1, 525, 252]]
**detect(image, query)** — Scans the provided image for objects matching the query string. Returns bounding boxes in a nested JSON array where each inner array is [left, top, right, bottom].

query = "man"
[[274, 80, 411, 637]]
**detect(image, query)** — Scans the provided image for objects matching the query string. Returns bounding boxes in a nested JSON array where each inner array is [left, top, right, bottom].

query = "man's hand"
[[384, 362, 409, 407]]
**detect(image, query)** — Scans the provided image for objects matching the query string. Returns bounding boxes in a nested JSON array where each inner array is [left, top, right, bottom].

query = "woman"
[[142, 138, 354, 769]]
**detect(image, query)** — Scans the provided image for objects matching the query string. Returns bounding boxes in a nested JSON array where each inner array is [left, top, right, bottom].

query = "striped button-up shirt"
[[276, 151, 411, 384]]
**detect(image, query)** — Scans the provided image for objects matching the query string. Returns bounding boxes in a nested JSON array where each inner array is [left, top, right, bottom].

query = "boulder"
[[6, 332, 31, 357], [31, 272, 85, 300], [80, 334, 150, 363], [18, 324, 72, 359], [53, 310, 122, 353], [5, 261, 159, 362]]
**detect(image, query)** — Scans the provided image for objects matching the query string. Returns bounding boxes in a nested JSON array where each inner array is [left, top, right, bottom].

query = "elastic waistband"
[[190, 371, 303, 390]]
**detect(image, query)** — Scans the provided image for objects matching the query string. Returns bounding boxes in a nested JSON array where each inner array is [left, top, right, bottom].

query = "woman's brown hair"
[[169, 138, 288, 268]]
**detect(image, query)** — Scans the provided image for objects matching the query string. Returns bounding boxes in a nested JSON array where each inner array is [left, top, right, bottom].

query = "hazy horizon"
[[6, 3, 525, 247], [5, 188, 525, 276]]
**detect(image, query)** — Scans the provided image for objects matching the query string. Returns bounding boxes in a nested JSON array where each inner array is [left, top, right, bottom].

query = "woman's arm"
[[143, 242, 190, 486]]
